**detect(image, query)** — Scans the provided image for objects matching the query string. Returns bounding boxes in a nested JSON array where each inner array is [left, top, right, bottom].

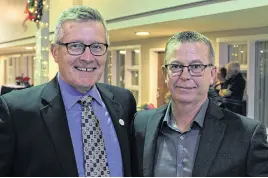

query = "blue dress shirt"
[[58, 74, 123, 176]]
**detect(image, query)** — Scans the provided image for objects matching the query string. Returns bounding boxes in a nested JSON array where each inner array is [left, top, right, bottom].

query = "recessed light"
[[135, 32, 150, 36], [119, 50, 126, 54], [25, 47, 33, 50]]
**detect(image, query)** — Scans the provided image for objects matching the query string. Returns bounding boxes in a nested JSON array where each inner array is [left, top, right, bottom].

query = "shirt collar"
[[162, 99, 209, 132], [57, 73, 104, 110]]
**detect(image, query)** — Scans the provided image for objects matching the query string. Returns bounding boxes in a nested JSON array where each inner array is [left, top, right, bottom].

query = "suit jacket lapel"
[[193, 101, 226, 176], [96, 83, 131, 176], [40, 77, 78, 176], [143, 105, 167, 177]]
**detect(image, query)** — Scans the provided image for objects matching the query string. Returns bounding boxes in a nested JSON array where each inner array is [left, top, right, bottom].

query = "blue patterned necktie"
[[80, 95, 110, 177]]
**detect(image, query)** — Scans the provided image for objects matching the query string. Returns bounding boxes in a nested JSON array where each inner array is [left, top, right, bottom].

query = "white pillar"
[[35, 0, 50, 85], [247, 40, 256, 119]]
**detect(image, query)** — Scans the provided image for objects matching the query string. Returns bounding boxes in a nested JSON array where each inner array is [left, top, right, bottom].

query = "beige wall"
[[3, 0, 268, 44], [0, 0, 74, 44], [83, 0, 205, 20], [48, 52, 59, 80], [0, 57, 4, 85]]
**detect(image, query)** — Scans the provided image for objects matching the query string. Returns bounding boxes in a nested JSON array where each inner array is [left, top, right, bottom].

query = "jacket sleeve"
[[0, 96, 15, 176], [247, 122, 268, 176]]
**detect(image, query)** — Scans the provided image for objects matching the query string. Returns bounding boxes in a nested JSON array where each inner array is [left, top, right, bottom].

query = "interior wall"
[[48, 52, 59, 80], [0, 57, 4, 85], [3, 0, 268, 45], [0, 0, 74, 44], [82, 0, 205, 20]]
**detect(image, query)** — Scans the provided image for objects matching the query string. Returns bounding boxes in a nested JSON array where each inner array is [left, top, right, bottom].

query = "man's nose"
[[180, 67, 191, 80], [80, 46, 94, 61]]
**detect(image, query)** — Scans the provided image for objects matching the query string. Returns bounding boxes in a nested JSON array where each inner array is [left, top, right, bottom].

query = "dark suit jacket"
[[225, 73, 246, 101], [133, 99, 268, 176], [0, 77, 137, 176], [0, 86, 26, 95]]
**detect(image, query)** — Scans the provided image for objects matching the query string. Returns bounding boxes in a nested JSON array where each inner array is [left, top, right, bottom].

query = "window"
[[255, 41, 268, 127], [104, 51, 112, 84], [116, 50, 125, 88], [228, 44, 247, 65], [103, 46, 141, 106]]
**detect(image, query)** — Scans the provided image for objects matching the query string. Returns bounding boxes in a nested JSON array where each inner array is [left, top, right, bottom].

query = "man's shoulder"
[[135, 109, 157, 121], [96, 83, 134, 101], [97, 83, 131, 94], [1, 84, 46, 107], [220, 106, 261, 132], [135, 105, 167, 127], [234, 73, 246, 83]]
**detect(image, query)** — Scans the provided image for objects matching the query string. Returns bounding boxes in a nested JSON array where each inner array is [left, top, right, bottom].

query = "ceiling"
[[109, 5, 268, 42], [1, 5, 268, 55]]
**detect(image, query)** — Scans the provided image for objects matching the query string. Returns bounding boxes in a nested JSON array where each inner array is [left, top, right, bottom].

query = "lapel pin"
[[119, 119, 124, 126]]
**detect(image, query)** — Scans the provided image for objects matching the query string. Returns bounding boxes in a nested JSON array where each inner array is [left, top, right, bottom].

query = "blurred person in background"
[[219, 61, 246, 115], [214, 66, 227, 93], [219, 61, 245, 101]]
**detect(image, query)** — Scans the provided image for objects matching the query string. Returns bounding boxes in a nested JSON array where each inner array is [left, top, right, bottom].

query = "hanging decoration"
[[22, 0, 44, 31]]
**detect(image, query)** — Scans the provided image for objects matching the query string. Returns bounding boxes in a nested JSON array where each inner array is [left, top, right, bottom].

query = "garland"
[[22, 0, 44, 30]]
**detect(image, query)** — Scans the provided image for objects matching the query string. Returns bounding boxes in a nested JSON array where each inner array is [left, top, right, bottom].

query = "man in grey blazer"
[[133, 31, 268, 176]]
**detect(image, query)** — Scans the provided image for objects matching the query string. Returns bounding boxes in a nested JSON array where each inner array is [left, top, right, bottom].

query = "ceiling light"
[[25, 47, 33, 50], [119, 50, 126, 54], [134, 49, 140, 53], [135, 32, 150, 36]]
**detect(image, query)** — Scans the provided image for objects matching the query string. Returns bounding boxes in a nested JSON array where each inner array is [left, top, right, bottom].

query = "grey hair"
[[227, 60, 240, 73], [164, 31, 215, 65], [53, 5, 109, 44]]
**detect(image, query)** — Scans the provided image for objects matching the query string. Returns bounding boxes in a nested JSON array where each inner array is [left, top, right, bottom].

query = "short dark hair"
[[219, 67, 227, 79], [164, 31, 215, 65]]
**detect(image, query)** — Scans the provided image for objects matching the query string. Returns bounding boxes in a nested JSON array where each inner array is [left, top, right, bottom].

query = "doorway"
[[157, 52, 169, 107]]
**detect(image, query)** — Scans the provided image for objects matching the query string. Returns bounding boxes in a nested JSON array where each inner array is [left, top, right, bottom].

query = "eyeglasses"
[[164, 63, 213, 77], [57, 42, 108, 56]]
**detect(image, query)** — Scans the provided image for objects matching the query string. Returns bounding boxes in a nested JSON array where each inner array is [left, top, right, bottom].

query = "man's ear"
[[51, 44, 59, 63], [161, 65, 166, 75], [162, 65, 168, 78], [210, 66, 217, 85]]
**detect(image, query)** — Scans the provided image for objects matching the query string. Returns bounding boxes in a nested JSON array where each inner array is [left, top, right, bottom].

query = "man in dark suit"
[[0, 6, 136, 176], [133, 31, 268, 176], [219, 61, 246, 115]]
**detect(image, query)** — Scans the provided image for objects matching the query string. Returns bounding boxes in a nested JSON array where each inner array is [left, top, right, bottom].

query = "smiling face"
[[164, 42, 216, 104], [51, 20, 107, 93]]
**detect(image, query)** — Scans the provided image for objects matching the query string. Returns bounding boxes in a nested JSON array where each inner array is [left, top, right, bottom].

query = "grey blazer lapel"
[[40, 77, 78, 176], [143, 105, 167, 177], [193, 100, 226, 177]]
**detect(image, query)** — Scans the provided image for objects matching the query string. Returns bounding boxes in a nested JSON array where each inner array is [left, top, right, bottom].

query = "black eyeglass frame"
[[163, 63, 214, 77], [57, 42, 109, 56]]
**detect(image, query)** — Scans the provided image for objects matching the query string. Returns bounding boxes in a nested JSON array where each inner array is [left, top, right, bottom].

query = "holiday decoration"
[[22, 0, 45, 31], [140, 103, 155, 110], [15, 74, 32, 87]]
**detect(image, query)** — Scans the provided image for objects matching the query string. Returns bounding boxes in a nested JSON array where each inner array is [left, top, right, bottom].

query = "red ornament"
[[22, 0, 44, 31], [22, 77, 31, 82]]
